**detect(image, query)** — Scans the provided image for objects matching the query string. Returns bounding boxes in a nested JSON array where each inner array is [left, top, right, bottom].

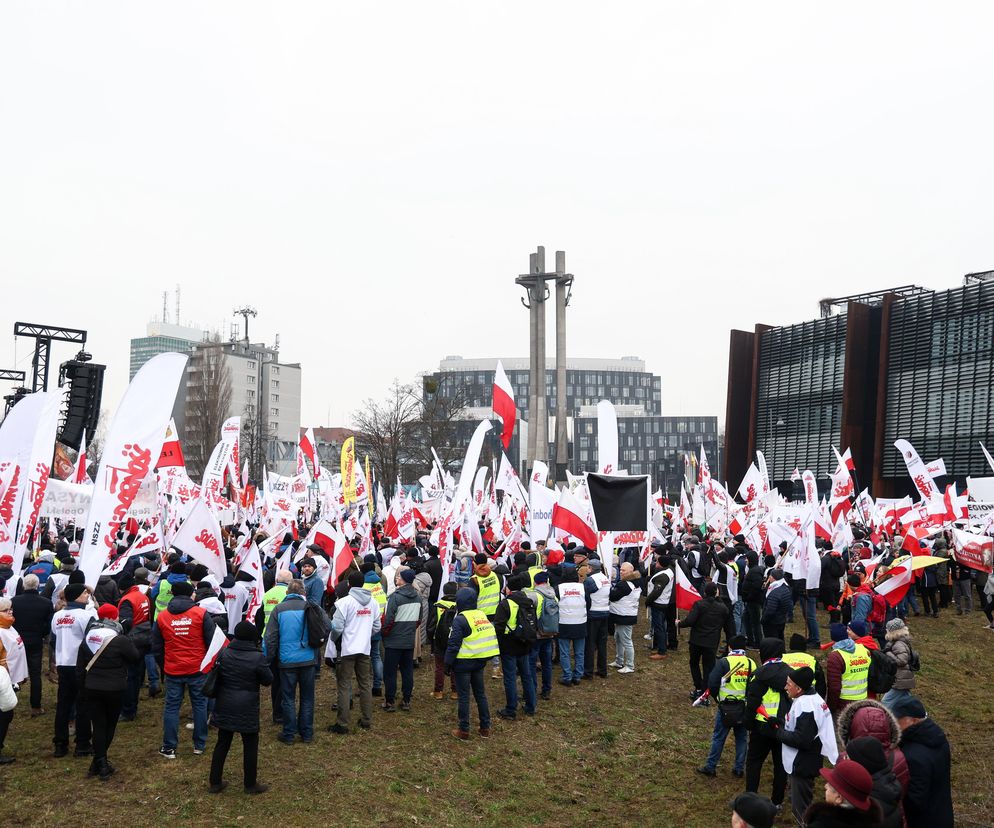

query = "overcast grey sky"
[[2, 3, 992, 429]]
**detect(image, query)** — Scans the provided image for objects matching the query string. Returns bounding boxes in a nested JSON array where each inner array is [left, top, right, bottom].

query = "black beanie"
[[442, 581, 458, 596], [68, 569, 86, 585], [234, 621, 258, 642], [789, 666, 815, 693], [188, 563, 209, 582], [170, 561, 187, 576], [64, 583, 87, 603], [347, 572, 364, 588], [474, 553, 488, 565], [789, 633, 808, 651], [846, 736, 887, 774], [172, 581, 194, 598]]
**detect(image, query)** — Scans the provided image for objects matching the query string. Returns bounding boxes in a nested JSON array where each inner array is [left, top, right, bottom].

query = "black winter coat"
[[677, 596, 733, 650], [211, 638, 273, 733], [804, 801, 883, 828], [75, 623, 140, 693], [745, 640, 790, 735], [900, 718, 953, 828], [762, 583, 792, 624], [740, 566, 767, 604], [868, 761, 904, 828], [10, 589, 54, 649], [94, 575, 122, 607]]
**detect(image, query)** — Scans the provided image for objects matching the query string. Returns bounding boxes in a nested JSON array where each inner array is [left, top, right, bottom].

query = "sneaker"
[[496, 708, 516, 721], [244, 784, 269, 795], [571, 678, 581, 686], [0, 754, 16, 765], [491, 669, 503, 680], [732, 769, 744, 778], [399, 701, 411, 712], [618, 666, 635, 674], [559, 678, 573, 687], [277, 734, 295, 744], [643, 634, 652, 640], [159, 747, 177, 759], [539, 691, 551, 700], [74, 746, 94, 758], [209, 782, 228, 794], [608, 662, 623, 669], [53, 744, 68, 758], [327, 724, 350, 735], [449, 691, 459, 700], [381, 703, 397, 713], [193, 748, 205, 755], [696, 766, 717, 778], [148, 686, 162, 698], [358, 721, 372, 731], [371, 687, 382, 697], [185, 723, 195, 731], [30, 708, 46, 718]]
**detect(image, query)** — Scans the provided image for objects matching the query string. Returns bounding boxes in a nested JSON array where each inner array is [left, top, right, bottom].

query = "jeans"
[[335, 654, 373, 728], [881, 688, 912, 710], [650, 607, 668, 655], [954, 580, 973, 613], [530, 638, 554, 692], [585, 616, 609, 676], [370, 637, 383, 690], [804, 595, 820, 646], [614, 625, 635, 669], [500, 652, 536, 714], [704, 708, 747, 773], [162, 673, 208, 751], [280, 665, 316, 740], [454, 666, 490, 732], [744, 603, 762, 647], [211, 729, 258, 788], [144, 653, 160, 691], [921, 587, 939, 615], [87, 688, 123, 762], [897, 589, 920, 617], [732, 600, 745, 636], [25, 644, 43, 710], [558, 638, 585, 681], [54, 665, 91, 749], [689, 644, 715, 693], [383, 647, 414, 704]]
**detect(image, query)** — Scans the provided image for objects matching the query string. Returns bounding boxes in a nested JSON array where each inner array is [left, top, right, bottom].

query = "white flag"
[[172, 499, 228, 583]]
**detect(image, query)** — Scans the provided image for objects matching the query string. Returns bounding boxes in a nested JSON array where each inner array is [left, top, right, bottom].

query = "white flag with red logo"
[[299, 427, 321, 477], [79, 353, 187, 588], [238, 541, 265, 620], [950, 527, 993, 574], [202, 417, 240, 513], [674, 563, 701, 611], [551, 487, 598, 549], [172, 498, 228, 583], [12, 393, 61, 572], [894, 439, 939, 502], [492, 360, 516, 450], [200, 624, 230, 672]]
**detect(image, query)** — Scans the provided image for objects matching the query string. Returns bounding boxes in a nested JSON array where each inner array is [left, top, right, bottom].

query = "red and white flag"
[[832, 446, 855, 474], [156, 418, 185, 469], [200, 624, 230, 672], [73, 430, 90, 484], [551, 487, 598, 550], [674, 563, 701, 611], [492, 361, 516, 450], [172, 499, 228, 583], [78, 353, 187, 587], [876, 560, 912, 607]]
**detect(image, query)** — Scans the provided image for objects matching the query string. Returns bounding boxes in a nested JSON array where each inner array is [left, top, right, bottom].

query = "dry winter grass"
[[1, 608, 991, 828]]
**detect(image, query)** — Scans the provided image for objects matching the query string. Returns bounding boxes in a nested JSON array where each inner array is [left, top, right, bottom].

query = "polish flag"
[[674, 563, 702, 611], [300, 427, 321, 477], [832, 446, 855, 473], [876, 560, 912, 607], [156, 418, 186, 469], [73, 430, 90, 484], [551, 488, 598, 550], [200, 624, 230, 672], [492, 360, 517, 450]]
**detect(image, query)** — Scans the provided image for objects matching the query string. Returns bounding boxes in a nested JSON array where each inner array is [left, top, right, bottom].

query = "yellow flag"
[[341, 436, 356, 504], [365, 455, 373, 515]]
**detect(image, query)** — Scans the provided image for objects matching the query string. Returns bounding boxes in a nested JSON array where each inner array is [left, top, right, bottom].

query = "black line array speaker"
[[59, 360, 105, 451]]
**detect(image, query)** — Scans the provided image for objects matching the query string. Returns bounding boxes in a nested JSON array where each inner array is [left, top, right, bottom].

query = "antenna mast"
[[233, 307, 258, 341]]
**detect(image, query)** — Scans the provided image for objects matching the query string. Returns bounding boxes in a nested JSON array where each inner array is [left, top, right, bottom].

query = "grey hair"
[[22, 574, 40, 591], [287, 579, 305, 596], [0, 598, 11, 612]]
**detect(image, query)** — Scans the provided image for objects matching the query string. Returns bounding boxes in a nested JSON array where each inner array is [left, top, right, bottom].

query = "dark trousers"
[[530, 638, 554, 691], [87, 688, 123, 762], [650, 606, 668, 654], [433, 653, 455, 693], [744, 603, 762, 646], [25, 643, 43, 710], [270, 662, 282, 722], [584, 616, 609, 677], [689, 643, 715, 693], [762, 622, 785, 642], [335, 654, 373, 728], [454, 666, 490, 733], [383, 647, 414, 704], [921, 587, 939, 615], [54, 665, 90, 748], [210, 728, 259, 788], [746, 730, 787, 806], [0, 708, 12, 751], [938, 584, 951, 608], [665, 603, 678, 650], [122, 658, 145, 718]]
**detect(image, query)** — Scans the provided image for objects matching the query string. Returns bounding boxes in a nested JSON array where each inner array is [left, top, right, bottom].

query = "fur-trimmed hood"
[[884, 626, 911, 644], [837, 698, 900, 750]]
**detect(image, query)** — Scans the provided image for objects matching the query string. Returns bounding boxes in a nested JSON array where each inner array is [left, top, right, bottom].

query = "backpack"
[[867, 647, 897, 694], [303, 602, 332, 648], [511, 598, 538, 644], [908, 647, 921, 672], [868, 593, 888, 624], [433, 604, 457, 651], [533, 590, 559, 636]]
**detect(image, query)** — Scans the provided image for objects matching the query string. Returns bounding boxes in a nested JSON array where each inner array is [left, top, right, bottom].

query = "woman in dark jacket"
[[845, 736, 903, 828], [75, 605, 140, 780], [209, 621, 273, 794]]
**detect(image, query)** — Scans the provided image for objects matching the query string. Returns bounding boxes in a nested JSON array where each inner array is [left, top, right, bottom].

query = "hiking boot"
[[327, 724, 350, 735], [98, 759, 115, 781], [87, 758, 100, 777], [358, 721, 372, 730], [491, 669, 502, 680], [432, 691, 444, 700], [452, 728, 470, 740], [148, 686, 161, 698], [449, 691, 458, 700], [478, 727, 492, 738], [245, 784, 269, 795], [496, 708, 516, 721], [53, 744, 68, 758], [209, 782, 228, 794], [277, 734, 295, 744], [696, 766, 717, 778], [539, 691, 551, 700], [649, 653, 667, 661], [74, 745, 94, 758], [571, 678, 581, 685]]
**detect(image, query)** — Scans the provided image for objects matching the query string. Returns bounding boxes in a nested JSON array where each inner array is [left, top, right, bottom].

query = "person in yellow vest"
[[783, 633, 826, 698], [443, 588, 497, 740], [744, 637, 790, 812], [431, 582, 459, 700], [361, 566, 387, 697], [469, 553, 503, 679], [697, 635, 756, 778], [826, 622, 870, 716]]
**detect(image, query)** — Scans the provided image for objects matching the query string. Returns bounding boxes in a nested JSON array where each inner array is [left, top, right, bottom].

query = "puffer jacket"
[[211, 638, 273, 733], [263, 593, 327, 667], [883, 628, 916, 691], [75, 619, 140, 693], [382, 584, 423, 650], [837, 699, 910, 793], [413, 573, 432, 646]]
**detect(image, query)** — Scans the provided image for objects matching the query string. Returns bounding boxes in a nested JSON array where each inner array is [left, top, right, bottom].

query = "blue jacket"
[[762, 583, 792, 625], [851, 590, 874, 626], [263, 593, 324, 668], [302, 573, 324, 606], [24, 559, 55, 585]]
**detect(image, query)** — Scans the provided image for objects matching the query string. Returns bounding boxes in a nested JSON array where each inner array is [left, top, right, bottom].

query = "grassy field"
[[1, 608, 990, 828]]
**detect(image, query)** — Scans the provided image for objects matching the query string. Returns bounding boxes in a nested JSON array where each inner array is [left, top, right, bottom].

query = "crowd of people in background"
[[0, 515, 975, 826]]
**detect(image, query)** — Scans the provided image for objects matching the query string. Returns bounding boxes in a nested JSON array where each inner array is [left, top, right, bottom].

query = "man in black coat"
[[11, 573, 54, 715], [422, 546, 443, 605], [745, 637, 791, 811], [761, 569, 792, 642], [891, 696, 953, 828], [676, 582, 734, 700]]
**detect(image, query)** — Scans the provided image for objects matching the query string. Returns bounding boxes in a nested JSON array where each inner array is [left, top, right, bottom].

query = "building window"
[[271, 408, 279, 417], [247, 361, 256, 369], [247, 375, 255, 384], [247, 390, 255, 400], [272, 394, 279, 403], [272, 366, 279, 375], [273, 380, 279, 390]]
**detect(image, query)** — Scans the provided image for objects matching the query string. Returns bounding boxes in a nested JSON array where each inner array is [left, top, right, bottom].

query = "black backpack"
[[511, 598, 538, 644], [303, 602, 331, 648], [867, 648, 897, 694]]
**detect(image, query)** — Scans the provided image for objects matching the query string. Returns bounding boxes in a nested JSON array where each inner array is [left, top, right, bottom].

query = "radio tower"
[[233, 307, 257, 341]]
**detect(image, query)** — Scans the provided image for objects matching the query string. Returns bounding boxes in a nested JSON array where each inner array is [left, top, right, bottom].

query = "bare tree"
[[351, 380, 421, 486], [183, 335, 233, 479], [83, 407, 111, 478], [406, 377, 472, 473], [241, 402, 278, 484]]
